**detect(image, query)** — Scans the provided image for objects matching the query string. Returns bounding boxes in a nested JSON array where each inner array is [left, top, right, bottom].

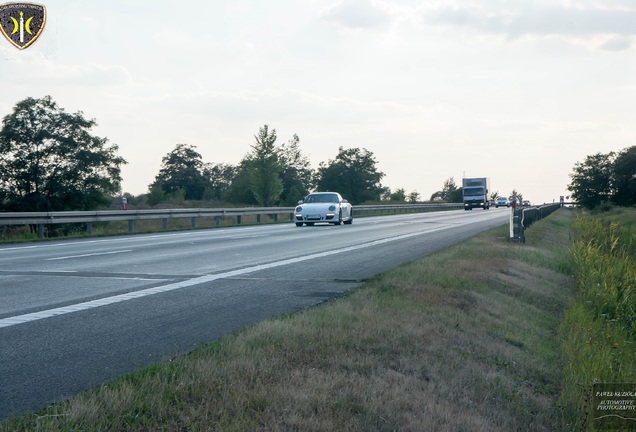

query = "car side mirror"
[[297, 200, 304, 205], [341, 199, 348, 203]]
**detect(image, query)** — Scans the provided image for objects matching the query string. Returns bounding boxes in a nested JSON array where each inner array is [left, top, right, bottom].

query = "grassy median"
[[2, 209, 577, 431]]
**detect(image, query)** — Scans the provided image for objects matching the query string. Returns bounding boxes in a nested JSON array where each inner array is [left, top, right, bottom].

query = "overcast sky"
[[1, 0, 634, 204]]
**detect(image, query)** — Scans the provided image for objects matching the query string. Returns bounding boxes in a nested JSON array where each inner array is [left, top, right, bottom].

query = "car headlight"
[[295, 206, 303, 212], [329, 205, 336, 211]]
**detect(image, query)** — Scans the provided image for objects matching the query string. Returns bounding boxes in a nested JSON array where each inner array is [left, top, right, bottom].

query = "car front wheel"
[[344, 209, 353, 224], [333, 210, 342, 225]]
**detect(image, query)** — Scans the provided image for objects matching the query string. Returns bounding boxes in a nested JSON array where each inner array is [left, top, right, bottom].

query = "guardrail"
[[510, 203, 563, 243], [0, 203, 463, 239]]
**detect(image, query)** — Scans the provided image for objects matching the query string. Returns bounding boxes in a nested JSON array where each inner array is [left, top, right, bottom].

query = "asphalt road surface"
[[0, 208, 510, 420]]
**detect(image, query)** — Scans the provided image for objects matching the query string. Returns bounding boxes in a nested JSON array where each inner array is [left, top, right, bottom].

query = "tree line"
[[146, 126, 391, 207], [2, 96, 633, 213], [0, 96, 417, 212], [567, 146, 636, 209]]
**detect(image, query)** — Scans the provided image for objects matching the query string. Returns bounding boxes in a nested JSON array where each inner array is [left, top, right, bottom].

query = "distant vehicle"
[[495, 197, 509, 208], [522, 200, 531, 207], [294, 192, 353, 226], [462, 177, 490, 210]]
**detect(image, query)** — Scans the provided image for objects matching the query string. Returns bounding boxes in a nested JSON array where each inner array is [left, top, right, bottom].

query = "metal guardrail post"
[[128, 220, 134, 233]]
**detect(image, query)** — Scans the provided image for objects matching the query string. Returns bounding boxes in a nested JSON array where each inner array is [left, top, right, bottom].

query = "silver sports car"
[[294, 192, 353, 226]]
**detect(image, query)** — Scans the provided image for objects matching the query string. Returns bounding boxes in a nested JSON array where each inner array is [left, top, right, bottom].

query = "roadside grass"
[[1, 210, 576, 431], [559, 207, 636, 431]]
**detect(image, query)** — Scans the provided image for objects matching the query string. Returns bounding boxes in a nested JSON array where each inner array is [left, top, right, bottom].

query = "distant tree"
[[389, 188, 407, 202], [430, 177, 462, 202], [146, 184, 166, 207], [150, 144, 210, 200], [0, 96, 126, 212], [611, 146, 636, 206], [567, 152, 614, 209], [279, 134, 313, 205], [247, 125, 283, 206], [315, 147, 385, 204], [225, 160, 257, 205], [381, 189, 392, 201], [203, 163, 237, 202], [408, 191, 420, 203], [509, 189, 523, 202], [490, 191, 500, 200]]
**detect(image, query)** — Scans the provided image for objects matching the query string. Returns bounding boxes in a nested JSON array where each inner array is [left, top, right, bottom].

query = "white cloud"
[[321, 0, 391, 30], [0, 51, 133, 91], [421, 2, 636, 41], [598, 35, 633, 51]]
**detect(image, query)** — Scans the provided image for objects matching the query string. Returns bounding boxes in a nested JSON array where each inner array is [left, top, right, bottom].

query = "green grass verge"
[[2, 209, 579, 431], [559, 208, 636, 431]]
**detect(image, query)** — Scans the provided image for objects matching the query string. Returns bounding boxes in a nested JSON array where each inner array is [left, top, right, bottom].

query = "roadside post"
[[509, 197, 522, 243]]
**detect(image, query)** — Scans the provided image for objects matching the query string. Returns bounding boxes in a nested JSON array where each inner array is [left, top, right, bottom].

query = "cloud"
[[422, 2, 636, 39], [0, 51, 133, 91], [321, 0, 391, 30], [599, 35, 633, 51]]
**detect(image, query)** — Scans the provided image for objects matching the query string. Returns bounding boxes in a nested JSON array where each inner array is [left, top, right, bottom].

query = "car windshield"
[[304, 193, 339, 203]]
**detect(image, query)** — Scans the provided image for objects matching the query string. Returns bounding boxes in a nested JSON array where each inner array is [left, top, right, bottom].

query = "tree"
[[0, 96, 126, 212], [408, 191, 420, 203], [146, 184, 166, 207], [388, 188, 406, 202], [611, 146, 636, 206], [567, 152, 614, 209], [279, 134, 313, 205], [203, 163, 237, 202], [225, 159, 257, 205], [247, 125, 283, 206], [430, 177, 462, 202], [150, 144, 210, 201], [509, 189, 523, 203], [315, 147, 385, 204]]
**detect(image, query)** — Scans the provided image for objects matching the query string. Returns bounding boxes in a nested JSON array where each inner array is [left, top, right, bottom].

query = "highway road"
[[0, 208, 509, 420]]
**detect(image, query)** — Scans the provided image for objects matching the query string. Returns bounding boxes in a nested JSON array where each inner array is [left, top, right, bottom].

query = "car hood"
[[299, 203, 337, 210]]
